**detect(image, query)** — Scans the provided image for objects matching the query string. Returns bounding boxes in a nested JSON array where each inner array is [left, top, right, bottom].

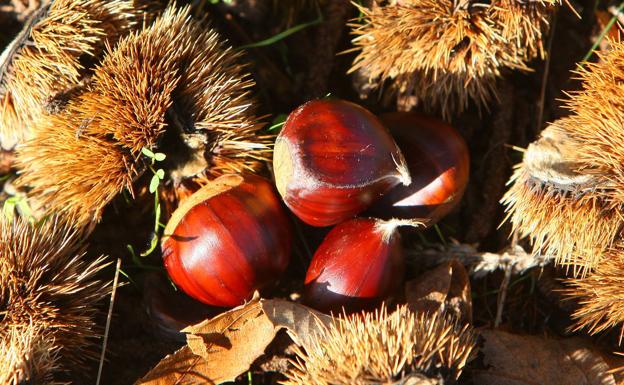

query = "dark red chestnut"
[[369, 112, 470, 225], [161, 174, 292, 307], [274, 99, 411, 227], [304, 218, 420, 313]]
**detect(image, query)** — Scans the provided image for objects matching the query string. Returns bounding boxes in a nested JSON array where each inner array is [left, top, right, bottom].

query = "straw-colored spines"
[[350, 0, 559, 118], [281, 305, 475, 385], [502, 40, 624, 275], [0, 325, 59, 385], [169, 10, 271, 179], [554, 41, 624, 207], [16, 7, 184, 227], [0, 217, 110, 384], [0, 0, 139, 146], [16, 5, 271, 228], [501, 123, 621, 276], [564, 249, 624, 343]]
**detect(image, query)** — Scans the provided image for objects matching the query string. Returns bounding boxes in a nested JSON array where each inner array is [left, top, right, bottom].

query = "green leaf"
[[582, 2, 624, 64], [239, 15, 323, 49], [140, 232, 159, 257], [127, 244, 138, 261], [268, 114, 288, 132], [2, 198, 16, 220], [154, 203, 161, 232], [156, 169, 165, 180], [142, 147, 156, 159], [149, 174, 160, 193], [118, 268, 137, 287], [154, 152, 166, 162]]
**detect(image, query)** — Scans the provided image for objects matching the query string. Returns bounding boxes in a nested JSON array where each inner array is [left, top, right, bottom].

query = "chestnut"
[[304, 217, 419, 314], [161, 174, 292, 307], [274, 99, 411, 227], [369, 112, 470, 225]]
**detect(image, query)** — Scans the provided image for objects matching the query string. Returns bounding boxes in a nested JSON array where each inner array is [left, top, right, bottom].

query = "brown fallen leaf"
[[405, 260, 472, 323], [136, 297, 333, 385], [136, 346, 215, 385], [474, 330, 618, 385], [261, 298, 333, 349]]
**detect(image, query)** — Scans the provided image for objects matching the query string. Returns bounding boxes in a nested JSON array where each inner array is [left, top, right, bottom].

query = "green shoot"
[[239, 14, 324, 49], [2, 195, 34, 222], [433, 224, 447, 246], [582, 2, 624, 64], [139, 147, 167, 257], [268, 114, 288, 132]]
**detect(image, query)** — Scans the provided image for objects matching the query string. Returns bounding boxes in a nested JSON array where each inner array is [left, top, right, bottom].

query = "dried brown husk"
[[0, 216, 110, 384], [564, 249, 624, 344], [0, 0, 142, 147], [281, 305, 475, 385], [350, 0, 560, 118], [16, 5, 271, 228], [501, 123, 622, 276], [502, 40, 624, 275]]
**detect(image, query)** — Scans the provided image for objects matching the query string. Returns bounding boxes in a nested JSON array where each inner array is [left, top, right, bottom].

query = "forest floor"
[[0, 0, 619, 384]]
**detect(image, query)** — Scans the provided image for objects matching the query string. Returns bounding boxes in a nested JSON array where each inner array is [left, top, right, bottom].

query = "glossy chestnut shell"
[[303, 218, 405, 314], [274, 99, 410, 227], [370, 112, 470, 225], [162, 174, 292, 307]]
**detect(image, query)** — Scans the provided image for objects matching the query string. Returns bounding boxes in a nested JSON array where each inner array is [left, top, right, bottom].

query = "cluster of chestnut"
[[161, 99, 469, 314]]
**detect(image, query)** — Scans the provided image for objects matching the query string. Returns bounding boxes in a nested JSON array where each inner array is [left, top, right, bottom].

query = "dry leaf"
[[137, 297, 333, 385], [474, 330, 618, 385], [405, 260, 472, 323], [261, 298, 334, 349], [136, 346, 215, 385]]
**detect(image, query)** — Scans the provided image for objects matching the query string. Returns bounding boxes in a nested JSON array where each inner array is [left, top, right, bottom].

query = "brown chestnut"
[[369, 112, 470, 225], [304, 218, 420, 314], [274, 99, 411, 227], [161, 174, 292, 307]]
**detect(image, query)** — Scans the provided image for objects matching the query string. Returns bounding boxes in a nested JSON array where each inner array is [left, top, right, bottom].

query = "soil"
[[0, 0, 616, 384]]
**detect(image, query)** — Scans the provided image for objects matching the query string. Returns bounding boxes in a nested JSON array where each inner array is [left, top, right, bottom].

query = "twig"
[[408, 241, 551, 279], [536, 10, 557, 133], [495, 261, 513, 328], [494, 230, 519, 327], [96, 258, 122, 385]]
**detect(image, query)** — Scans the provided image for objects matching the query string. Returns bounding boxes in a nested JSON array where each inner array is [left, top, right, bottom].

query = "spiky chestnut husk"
[[0, 324, 60, 385], [349, 0, 560, 118], [0, 0, 142, 147], [0, 217, 110, 385], [16, 5, 271, 228], [563, 249, 624, 344], [502, 39, 624, 275], [0, 1, 48, 24], [501, 123, 621, 276], [552, 40, 624, 208], [281, 305, 475, 385]]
